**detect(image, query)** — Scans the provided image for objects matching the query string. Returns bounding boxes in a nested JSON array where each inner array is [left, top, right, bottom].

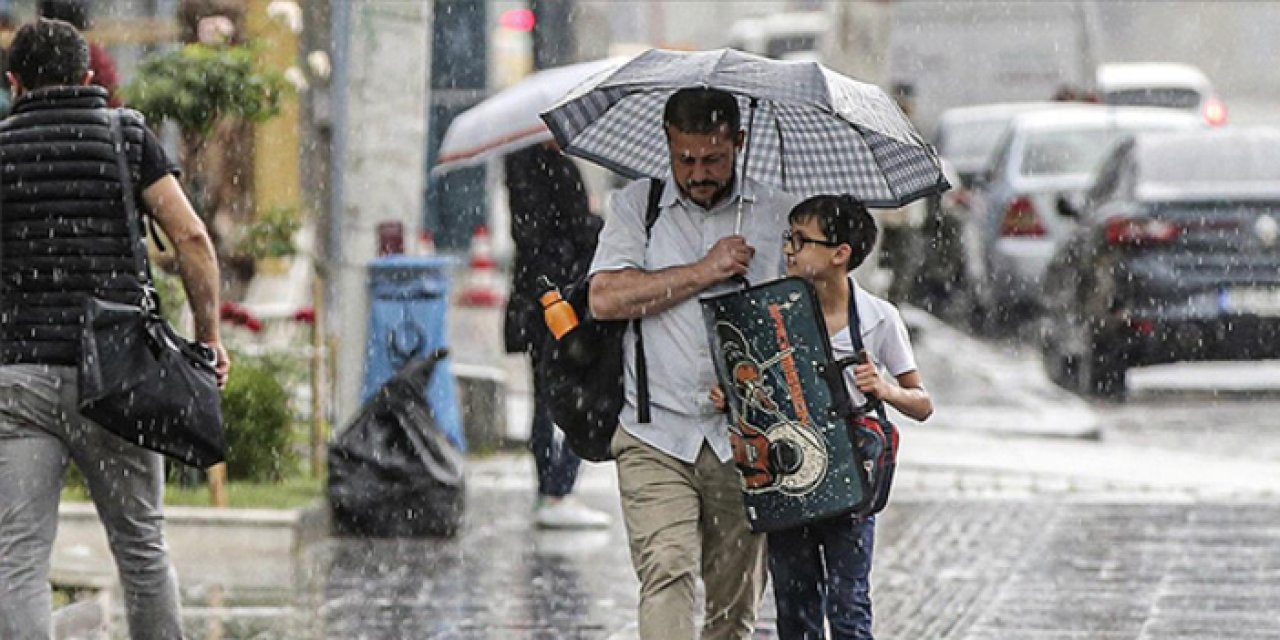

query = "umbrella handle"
[[735, 97, 760, 235]]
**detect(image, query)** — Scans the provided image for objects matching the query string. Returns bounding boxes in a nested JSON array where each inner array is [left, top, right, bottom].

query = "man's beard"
[[685, 176, 734, 208]]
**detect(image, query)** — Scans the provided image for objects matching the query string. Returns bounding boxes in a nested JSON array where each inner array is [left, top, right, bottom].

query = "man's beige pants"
[[612, 427, 766, 639]]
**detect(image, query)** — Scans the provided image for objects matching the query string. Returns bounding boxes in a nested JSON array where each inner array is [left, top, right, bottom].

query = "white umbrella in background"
[[432, 56, 629, 175]]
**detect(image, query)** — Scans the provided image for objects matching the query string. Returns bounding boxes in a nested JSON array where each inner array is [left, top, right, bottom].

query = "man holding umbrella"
[[588, 87, 799, 639]]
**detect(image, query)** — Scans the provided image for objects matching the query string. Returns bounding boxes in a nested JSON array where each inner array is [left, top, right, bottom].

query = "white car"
[[1095, 62, 1227, 126], [933, 102, 1063, 188], [963, 105, 1205, 329], [725, 11, 828, 61]]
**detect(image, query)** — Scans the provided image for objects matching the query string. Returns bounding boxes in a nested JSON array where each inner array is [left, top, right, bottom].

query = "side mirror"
[[1056, 193, 1083, 218]]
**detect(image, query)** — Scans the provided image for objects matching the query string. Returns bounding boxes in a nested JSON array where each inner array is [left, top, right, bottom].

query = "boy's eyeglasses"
[[783, 230, 841, 252]]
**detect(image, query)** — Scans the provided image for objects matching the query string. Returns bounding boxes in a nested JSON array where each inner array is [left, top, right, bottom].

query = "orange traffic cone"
[[459, 225, 506, 307], [417, 230, 436, 255]]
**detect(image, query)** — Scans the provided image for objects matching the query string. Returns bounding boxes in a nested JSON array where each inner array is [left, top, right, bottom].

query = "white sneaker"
[[534, 496, 612, 529]]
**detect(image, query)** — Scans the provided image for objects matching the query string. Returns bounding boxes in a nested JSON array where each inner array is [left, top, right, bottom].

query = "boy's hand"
[[710, 384, 728, 412], [854, 360, 890, 400], [702, 235, 754, 282]]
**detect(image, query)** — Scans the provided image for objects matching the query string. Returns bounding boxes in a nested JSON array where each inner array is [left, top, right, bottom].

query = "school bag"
[[822, 281, 901, 518], [536, 179, 663, 461]]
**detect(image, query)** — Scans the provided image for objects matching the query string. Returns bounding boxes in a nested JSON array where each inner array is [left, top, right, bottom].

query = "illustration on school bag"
[[702, 276, 898, 532]]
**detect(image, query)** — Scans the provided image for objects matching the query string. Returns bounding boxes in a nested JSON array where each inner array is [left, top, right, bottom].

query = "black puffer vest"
[[0, 85, 151, 366]]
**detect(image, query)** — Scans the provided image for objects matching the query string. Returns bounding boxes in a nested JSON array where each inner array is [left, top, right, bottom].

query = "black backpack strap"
[[633, 178, 664, 424], [846, 279, 890, 426]]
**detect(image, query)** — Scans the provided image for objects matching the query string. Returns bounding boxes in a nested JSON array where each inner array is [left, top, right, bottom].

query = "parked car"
[[725, 11, 827, 61], [933, 102, 1061, 187], [961, 105, 1204, 331], [915, 102, 1060, 313], [1095, 62, 1227, 126], [1040, 127, 1280, 397]]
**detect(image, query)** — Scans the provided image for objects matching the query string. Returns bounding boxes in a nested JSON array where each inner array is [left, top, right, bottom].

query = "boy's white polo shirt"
[[829, 278, 919, 408]]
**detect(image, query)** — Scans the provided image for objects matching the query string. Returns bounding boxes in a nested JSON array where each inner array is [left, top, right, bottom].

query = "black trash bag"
[[328, 348, 464, 537]]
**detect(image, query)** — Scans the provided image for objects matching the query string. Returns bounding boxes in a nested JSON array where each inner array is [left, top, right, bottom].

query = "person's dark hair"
[[7, 18, 90, 90], [663, 87, 740, 135], [38, 0, 91, 30], [789, 194, 877, 271]]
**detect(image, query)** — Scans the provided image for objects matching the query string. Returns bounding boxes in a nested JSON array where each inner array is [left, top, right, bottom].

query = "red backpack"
[[823, 283, 900, 518]]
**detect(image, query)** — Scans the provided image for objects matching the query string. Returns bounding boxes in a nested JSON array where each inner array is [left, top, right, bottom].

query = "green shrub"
[[221, 354, 297, 482], [121, 43, 285, 136]]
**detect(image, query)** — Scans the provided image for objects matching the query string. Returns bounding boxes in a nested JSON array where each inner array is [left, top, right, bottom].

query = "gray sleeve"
[[589, 183, 648, 275]]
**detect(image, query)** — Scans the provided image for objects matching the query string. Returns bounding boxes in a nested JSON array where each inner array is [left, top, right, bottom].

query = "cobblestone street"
[[297, 455, 1280, 640]]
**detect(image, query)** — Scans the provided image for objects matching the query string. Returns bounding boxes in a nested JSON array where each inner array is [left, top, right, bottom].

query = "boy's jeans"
[[768, 513, 876, 640], [0, 364, 183, 640]]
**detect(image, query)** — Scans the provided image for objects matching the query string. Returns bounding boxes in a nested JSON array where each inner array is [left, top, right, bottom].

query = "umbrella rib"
[[775, 117, 787, 190], [436, 123, 550, 167]]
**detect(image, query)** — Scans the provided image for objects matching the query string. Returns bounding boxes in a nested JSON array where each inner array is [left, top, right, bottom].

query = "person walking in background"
[[589, 87, 799, 639], [724, 194, 933, 639], [877, 83, 925, 304], [38, 0, 123, 107], [0, 19, 228, 638], [503, 142, 611, 529]]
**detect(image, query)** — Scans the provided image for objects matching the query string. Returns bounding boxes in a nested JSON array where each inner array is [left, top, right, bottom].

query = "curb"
[[902, 305, 1101, 440], [53, 500, 330, 595]]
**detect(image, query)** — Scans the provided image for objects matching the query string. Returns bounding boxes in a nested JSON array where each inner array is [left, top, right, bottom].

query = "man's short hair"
[[38, 0, 92, 30], [663, 87, 741, 135], [8, 18, 90, 90], [789, 194, 877, 271]]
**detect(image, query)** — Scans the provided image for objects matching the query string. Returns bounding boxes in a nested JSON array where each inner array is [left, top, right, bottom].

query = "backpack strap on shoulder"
[[846, 279, 888, 423], [633, 178, 664, 424]]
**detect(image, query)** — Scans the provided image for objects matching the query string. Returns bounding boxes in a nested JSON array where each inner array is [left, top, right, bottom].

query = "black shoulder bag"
[[76, 109, 225, 468]]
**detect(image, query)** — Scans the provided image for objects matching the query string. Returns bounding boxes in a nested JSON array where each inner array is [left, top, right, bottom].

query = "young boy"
[[714, 194, 933, 639]]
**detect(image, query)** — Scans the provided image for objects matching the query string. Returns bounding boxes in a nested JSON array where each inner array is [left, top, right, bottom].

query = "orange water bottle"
[[539, 276, 579, 339]]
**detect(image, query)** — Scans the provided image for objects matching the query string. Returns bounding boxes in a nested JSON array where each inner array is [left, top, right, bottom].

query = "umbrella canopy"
[[432, 56, 628, 175], [541, 48, 949, 207]]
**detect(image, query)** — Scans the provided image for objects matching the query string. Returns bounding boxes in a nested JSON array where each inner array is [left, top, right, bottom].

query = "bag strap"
[[108, 109, 159, 311], [0, 136, 4, 297], [846, 278, 890, 426], [633, 177, 664, 424]]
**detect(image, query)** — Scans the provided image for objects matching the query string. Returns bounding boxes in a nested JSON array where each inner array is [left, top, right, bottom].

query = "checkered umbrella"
[[541, 48, 949, 208]]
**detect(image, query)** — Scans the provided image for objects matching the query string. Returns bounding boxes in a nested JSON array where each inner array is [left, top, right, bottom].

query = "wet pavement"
[[151, 303, 1280, 638], [172, 450, 1280, 640]]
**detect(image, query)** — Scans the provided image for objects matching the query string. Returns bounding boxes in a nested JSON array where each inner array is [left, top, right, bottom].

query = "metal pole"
[[735, 98, 759, 235]]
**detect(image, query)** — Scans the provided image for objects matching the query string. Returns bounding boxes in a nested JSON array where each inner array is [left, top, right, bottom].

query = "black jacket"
[[502, 145, 601, 355], [0, 86, 151, 365]]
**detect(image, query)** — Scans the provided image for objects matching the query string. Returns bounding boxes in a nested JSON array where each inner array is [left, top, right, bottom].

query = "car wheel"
[[1040, 317, 1075, 390], [1078, 328, 1127, 399]]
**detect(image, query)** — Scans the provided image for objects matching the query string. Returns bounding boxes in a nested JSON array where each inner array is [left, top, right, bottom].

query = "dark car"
[[1040, 127, 1280, 397]]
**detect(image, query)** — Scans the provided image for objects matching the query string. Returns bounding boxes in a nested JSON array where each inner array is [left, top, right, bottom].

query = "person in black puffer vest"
[[503, 142, 610, 529], [0, 19, 228, 639]]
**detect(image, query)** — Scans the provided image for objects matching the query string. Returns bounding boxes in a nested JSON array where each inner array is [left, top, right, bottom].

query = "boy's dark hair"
[[39, 0, 92, 30], [663, 87, 740, 135], [789, 194, 877, 271], [8, 18, 90, 90]]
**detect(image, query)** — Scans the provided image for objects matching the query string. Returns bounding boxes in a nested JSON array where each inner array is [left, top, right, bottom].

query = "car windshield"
[[1020, 129, 1142, 177], [766, 34, 818, 59], [939, 119, 1012, 167], [1104, 88, 1202, 110], [1139, 140, 1280, 185]]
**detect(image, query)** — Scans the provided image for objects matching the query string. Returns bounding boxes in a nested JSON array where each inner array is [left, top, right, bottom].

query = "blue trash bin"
[[363, 255, 466, 451]]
